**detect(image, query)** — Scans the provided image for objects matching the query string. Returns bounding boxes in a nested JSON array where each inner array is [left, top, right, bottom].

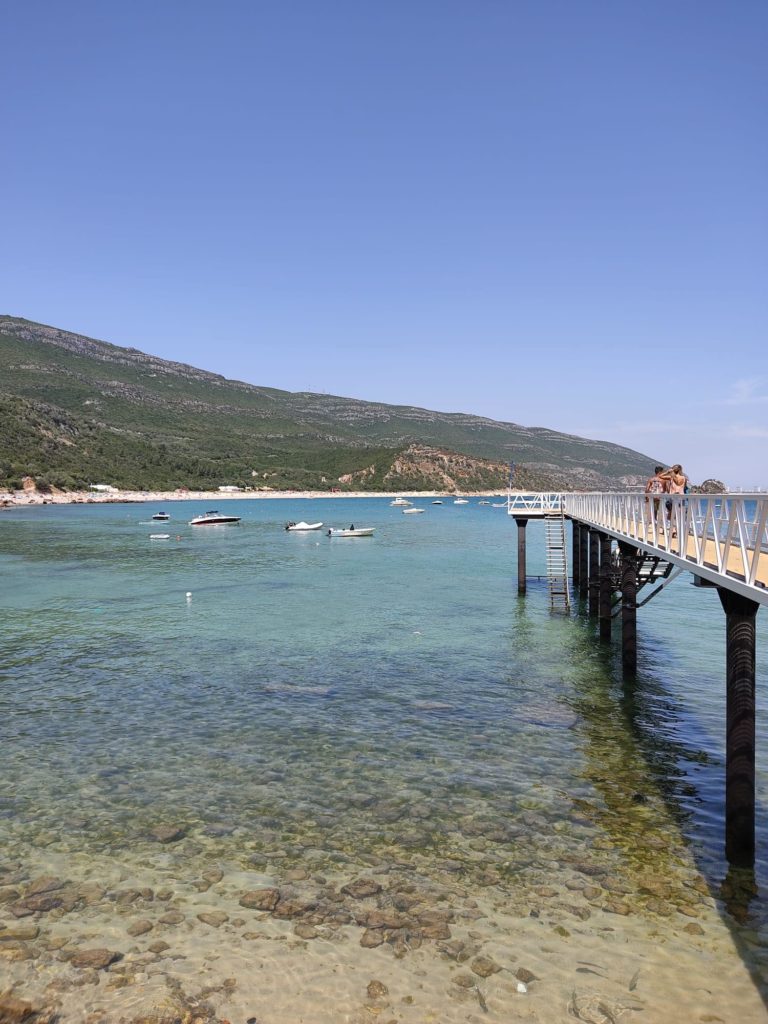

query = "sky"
[[2, 1, 766, 487]]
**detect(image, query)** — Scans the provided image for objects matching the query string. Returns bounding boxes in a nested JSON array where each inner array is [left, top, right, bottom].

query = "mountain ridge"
[[0, 315, 659, 493]]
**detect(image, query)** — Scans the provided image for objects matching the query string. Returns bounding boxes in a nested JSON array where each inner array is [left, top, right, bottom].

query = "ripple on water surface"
[[1, 499, 768, 1022]]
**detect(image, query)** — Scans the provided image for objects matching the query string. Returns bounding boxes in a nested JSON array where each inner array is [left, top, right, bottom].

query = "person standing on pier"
[[645, 465, 667, 522], [662, 464, 689, 537]]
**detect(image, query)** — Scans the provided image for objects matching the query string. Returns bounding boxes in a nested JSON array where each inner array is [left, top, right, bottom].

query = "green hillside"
[[0, 316, 659, 492]]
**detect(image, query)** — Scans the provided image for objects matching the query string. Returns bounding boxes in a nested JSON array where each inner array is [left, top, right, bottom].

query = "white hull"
[[327, 528, 375, 537], [286, 521, 323, 531], [402, 508, 425, 514], [189, 511, 241, 526]]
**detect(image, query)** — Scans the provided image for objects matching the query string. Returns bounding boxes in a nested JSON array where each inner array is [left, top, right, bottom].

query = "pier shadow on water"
[[539, 587, 768, 1011]]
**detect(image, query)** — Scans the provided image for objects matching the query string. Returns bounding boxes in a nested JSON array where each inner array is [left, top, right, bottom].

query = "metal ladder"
[[545, 510, 571, 613]]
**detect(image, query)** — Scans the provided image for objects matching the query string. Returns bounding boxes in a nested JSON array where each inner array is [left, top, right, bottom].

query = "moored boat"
[[390, 497, 412, 506], [285, 521, 324, 531], [152, 512, 171, 521], [327, 527, 375, 537], [402, 508, 425, 514], [189, 510, 241, 526], [453, 498, 469, 505]]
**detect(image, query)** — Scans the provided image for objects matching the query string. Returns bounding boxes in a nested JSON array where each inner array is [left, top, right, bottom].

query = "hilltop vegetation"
[[0, 316, 658, 493]]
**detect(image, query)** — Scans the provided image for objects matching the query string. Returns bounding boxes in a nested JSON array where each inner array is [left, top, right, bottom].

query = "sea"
[[1, 496, 768, 1023]]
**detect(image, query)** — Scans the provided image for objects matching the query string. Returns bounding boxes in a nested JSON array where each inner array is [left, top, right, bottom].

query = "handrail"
[[507, 492, 564, 515], [564, 493, 768, 606]]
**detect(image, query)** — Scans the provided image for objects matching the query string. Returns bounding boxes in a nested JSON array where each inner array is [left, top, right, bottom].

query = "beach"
[[0, 487, 505, 508]]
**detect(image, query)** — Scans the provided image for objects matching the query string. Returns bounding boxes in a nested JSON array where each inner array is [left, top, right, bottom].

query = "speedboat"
[[432, 500, 443, 504], [402, 508, 425, 514], [453, 498, 469, 505], [285, 521, 323, 531], [327, 527, 375, 537], [478, 500, 490, 505], [150, 533, 170, 540], [152, 512, 171, 521], [189, 510, 241, 526], [390, 497, 412, 506]]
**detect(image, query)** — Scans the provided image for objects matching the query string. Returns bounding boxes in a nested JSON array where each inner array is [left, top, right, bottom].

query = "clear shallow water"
[[2, 497, 768, 1021]]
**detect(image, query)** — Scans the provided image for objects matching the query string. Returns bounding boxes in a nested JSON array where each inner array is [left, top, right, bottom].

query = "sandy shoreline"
[[1, 488, 506, 507]]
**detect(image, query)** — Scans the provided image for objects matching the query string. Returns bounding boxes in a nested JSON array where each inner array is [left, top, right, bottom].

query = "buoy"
[[186, 592, 192, 600]]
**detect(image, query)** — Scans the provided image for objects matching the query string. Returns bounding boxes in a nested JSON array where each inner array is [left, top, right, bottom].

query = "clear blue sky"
[[3, 1, 766, 486]]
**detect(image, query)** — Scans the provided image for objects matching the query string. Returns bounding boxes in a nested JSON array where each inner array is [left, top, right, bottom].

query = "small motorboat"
[[189, 510, 241, 526], [431, 500, 443, 505], [152, 512, 171, 521], [149, 533, 170, 540], [327, 527, 375, 537], [453, 498, 469, 505], [285, 521, 324, 531], [478, 500, 490, 505], [390, 497, 412, 506], [492, 502, 507, 508], [402, 508, 425, 514]]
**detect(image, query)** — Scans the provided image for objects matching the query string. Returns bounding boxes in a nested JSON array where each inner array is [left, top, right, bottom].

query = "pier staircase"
[[610, 550, 676, 612], [544, 510, 571, 613]]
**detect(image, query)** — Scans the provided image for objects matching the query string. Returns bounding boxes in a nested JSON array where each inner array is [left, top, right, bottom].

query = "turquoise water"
[[1, 497, 768, 1017]]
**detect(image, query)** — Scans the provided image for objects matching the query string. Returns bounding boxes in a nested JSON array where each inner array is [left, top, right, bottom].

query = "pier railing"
[[507, 492, 564, 516], [564, 492, 768, 604]]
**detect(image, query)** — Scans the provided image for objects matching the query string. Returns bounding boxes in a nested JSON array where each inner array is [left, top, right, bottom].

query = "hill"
[[0, 316, 659, 493]]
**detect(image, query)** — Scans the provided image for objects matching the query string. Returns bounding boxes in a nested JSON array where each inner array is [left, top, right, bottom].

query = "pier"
[[509, 491, 767, 866]]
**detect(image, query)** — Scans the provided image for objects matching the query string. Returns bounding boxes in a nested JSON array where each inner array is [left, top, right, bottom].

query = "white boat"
[[152, 512, 170, 521], [390, 497, 412, 506], [402, 508, 425, 514], [492, 502, 506, 508], [150, 533, 170, 540], [478, 500, 490, 505], [453, 498, 469, 505], [189, 510, 241, 526], [327, 527, 375, 537], [432, 500, 443, 504], [285, 521, 323, 531]]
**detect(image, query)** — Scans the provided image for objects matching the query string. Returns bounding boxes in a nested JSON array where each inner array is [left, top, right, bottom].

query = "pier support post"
[[718, 588, 759, 866], [579, 526, 589, 599], [572, 522, 581, 589], [516, 518, 528, 595], [599, 533, 613, 640], [619, 542, 638, 676], [588, 530, 600, 617]]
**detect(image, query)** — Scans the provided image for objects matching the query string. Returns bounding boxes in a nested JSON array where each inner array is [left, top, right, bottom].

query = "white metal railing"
[[564, 493, 768, 606], [507, 492, 564, 515]]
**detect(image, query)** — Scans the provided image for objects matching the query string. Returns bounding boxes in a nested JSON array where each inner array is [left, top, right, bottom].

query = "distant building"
[[218, 485, 242, 492], [89, 484, 118, 492]]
